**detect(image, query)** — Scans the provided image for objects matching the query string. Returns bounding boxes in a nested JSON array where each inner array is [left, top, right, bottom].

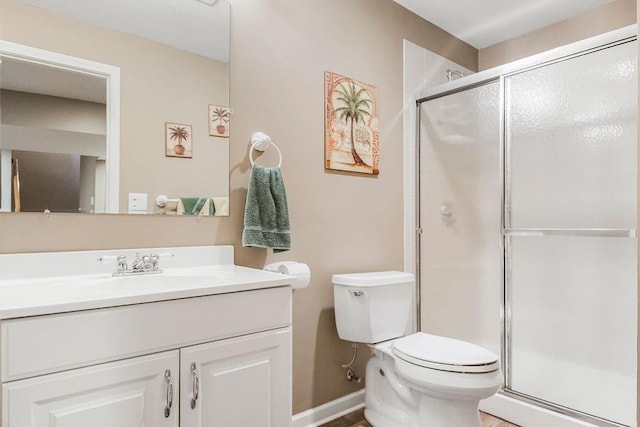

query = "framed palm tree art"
[[208, 105, 230, 137], [325, 71, 379, 174], [165, 122, 193, 158]]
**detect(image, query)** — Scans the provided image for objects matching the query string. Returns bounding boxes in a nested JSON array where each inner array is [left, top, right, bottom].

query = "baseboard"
[[292, 389, 366, 427]]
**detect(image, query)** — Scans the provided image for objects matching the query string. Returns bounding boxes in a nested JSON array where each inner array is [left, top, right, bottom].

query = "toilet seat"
[[392, 333, 499, 374]]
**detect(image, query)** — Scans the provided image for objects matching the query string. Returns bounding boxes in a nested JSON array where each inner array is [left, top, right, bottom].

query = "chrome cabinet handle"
[[190, 362, 199, 409], [164, 369, 174, 418]]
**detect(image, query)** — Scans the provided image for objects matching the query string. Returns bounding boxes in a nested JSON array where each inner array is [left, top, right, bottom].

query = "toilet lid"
[[392, 333, 499, 374]]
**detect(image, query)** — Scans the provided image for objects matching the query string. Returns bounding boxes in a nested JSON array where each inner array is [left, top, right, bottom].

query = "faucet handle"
[[149, 252, 172, 272], [98, 254, 128, 275], [116, 255, 128, 273]]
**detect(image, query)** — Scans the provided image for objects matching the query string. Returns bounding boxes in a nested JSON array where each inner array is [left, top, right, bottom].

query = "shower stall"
[[416, 27, 637, 427]]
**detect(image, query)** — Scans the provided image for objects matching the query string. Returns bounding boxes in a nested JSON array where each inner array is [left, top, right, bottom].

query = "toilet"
[[333, 271, 502, 427]]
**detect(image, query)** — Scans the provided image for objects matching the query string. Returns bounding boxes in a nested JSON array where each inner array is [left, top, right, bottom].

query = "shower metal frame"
[[415, 25, 637, 427]]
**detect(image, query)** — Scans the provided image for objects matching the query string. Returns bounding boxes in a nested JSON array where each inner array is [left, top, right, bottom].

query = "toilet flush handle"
[[349, 290, 365, 297]]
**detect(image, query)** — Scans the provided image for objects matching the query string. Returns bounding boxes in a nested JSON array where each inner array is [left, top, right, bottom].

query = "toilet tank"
[[333, 271, 414, 344]]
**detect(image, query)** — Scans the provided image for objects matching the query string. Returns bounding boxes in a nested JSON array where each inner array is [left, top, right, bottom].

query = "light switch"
[[128, 193, 148, 214]]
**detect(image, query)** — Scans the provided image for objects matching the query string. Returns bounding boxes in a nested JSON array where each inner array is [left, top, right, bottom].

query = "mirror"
[[0, 0, 230, 215]]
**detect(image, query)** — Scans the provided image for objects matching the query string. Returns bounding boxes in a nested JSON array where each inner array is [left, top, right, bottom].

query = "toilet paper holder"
[[263, 261, 311, 289]]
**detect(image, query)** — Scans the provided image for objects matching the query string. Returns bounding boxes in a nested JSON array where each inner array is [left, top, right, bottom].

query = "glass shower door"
[[418, 81, 502, 357], [505, 40, 637, 426]]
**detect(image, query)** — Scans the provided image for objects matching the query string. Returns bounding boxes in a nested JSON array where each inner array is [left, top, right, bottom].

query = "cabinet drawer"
[[1, 287, 291, 382]]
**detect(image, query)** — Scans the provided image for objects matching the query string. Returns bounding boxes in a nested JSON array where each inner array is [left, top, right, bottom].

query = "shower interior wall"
[[402, 40, 474, 330]]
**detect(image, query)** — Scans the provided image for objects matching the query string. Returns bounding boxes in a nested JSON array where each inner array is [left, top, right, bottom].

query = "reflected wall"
[[0, 0, 229, 215]]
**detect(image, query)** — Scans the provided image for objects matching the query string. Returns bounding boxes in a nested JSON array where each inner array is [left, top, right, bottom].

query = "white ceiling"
[[392, 0, 615, 49], [17, 0, 230, 62]]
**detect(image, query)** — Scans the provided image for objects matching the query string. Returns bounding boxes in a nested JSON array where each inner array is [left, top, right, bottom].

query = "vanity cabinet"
[[0, 286, 292, 427]]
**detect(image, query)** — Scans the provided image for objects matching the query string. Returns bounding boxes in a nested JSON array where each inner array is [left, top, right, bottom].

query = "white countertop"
[[0, 246, 292, 319]]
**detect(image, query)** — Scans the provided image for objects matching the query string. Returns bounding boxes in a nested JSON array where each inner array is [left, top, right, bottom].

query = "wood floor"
[[320, 408, 519, 427], [481, 411, 520, 427]]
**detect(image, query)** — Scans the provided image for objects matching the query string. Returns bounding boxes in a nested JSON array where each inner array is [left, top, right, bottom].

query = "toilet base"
[[366, 403, 481, 427]]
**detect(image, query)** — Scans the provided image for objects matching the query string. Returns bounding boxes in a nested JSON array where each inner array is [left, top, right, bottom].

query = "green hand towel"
[[242, 166, 290, 252], [180, 197, 210, 215]]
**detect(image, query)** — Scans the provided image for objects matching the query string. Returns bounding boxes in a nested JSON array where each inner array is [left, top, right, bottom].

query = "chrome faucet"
[[99, 252, 168, 277], [131, 253, 153, 272]]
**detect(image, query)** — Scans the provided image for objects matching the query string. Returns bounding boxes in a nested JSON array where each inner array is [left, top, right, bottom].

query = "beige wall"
[[0, 0, 476, 413], [226, 1, 475, 412], [479, 0, 637, 70]]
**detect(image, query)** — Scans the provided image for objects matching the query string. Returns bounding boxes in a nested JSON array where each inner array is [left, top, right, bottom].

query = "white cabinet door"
[[2, 350, 179, 427], [180, 328, 292, 427]]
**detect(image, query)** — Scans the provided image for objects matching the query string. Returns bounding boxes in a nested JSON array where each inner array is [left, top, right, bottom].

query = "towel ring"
[[249, 141, 282, 168]]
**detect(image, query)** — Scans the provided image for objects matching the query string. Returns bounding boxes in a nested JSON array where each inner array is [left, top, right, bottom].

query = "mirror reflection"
[[1, 57, 109, 214], [0, 0, 230, 215]]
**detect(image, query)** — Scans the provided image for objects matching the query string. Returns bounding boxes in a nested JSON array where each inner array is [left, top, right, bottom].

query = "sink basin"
[[40, 270, 231, 295], [106, 273, 224, 289]]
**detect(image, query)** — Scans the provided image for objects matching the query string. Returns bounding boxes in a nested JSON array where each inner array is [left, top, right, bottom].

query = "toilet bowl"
[[332, 271, 502, 427], [365, 333, 502, 427]]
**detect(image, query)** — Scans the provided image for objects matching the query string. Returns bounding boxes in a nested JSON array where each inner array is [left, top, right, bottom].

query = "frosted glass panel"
[[419, 82, 502, 355], [507, 41, 637, 229], [509, 235, 637, 425]]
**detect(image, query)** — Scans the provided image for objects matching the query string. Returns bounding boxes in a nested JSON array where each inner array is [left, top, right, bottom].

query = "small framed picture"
[[165, 122, 193, 158], [209, 105, 230, 138]]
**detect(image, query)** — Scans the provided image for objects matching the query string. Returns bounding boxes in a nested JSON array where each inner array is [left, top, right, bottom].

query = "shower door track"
[[415, 24, 637, 427], [499, 389, 629, 427]]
